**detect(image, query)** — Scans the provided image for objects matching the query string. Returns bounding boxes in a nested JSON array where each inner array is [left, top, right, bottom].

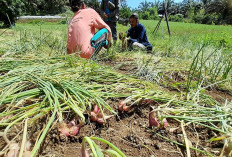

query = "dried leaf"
[[169, 127, 179, 133]]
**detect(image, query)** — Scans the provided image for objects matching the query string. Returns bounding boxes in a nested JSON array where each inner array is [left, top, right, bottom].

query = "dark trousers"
[[106, 21, 117, 41]]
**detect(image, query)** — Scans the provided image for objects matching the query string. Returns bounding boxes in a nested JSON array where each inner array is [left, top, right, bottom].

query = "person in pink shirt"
[[67, 0, 112, 59]]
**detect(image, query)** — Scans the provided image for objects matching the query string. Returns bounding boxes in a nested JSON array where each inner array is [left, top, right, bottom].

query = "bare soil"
[[0, 97, 226, 157], [0, 99, 219, 157]]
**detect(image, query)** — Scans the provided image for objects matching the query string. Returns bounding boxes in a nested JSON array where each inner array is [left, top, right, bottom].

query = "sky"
[[126, 0, 182, 9]]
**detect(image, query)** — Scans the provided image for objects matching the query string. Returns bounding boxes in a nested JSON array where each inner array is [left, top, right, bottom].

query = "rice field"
[[0, 19, 232, 157]]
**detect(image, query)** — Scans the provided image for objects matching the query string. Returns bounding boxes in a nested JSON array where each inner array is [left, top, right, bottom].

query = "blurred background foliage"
[[0, 0, 232, 27]]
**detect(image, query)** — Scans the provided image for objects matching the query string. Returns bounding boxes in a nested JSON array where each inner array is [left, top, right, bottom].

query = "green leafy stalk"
[[90, 137, 126, 157], [31, 108, 57, 157], [82, 137, 98, 157]]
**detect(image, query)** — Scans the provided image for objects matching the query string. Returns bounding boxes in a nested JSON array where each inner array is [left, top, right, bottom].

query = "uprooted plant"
[[0, 72, 116, 156], [149, 94, 232, 156]]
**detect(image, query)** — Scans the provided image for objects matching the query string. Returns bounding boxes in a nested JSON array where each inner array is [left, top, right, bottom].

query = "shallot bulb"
[[122, 105, 130, 112], [58, 121, 81, 137], [118, 101, 131, 112], [69, 125, 80, 136], [162, 118, 169, 127], [118, 101, 125, 111], [58, 122, 70, 136], [149, 111, 169, 128], [90, 105, 113, 124], [149, 111, 160, 127], [7, 143, 19, 157], [23, 141, 32, 157]]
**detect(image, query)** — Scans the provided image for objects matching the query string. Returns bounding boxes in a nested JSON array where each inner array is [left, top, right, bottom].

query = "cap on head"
[[129, 13, 139, 20]]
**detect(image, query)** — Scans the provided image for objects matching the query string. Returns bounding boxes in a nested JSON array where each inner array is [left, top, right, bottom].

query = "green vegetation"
[[0, 19, 232, 156], [1, 0, 232, 27], [120, 0, 232, 25], [81, 136, 126, 157], [0, 0, 67, 26]]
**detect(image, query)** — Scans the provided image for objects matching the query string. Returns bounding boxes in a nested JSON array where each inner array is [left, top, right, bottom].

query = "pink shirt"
[[67, 8, 112, 59]]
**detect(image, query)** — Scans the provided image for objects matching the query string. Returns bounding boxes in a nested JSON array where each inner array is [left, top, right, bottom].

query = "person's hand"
[[104, 40, 112, 49], [119, 32, 127, 40], [122, 38, 129, 50], [104, 13, 109, 19]]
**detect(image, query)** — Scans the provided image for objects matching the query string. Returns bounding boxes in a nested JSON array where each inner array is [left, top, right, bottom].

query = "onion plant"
[[0, 72, 116, 156], [1, 20, 232, 157], [186, 45, 232, 95], [81, 136, 126, 157], [120, 89, 232, 156], [151, 94, 231, 156]]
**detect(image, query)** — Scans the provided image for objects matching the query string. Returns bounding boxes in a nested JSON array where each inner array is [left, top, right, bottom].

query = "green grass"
[[1, 19, 231, 57], [0, 19, 231, 89], [141, 20, 232, 57], [0, 19, 231, 92]]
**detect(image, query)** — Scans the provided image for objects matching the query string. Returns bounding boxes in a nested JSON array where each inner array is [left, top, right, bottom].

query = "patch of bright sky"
[[126, 0, 182, 9]]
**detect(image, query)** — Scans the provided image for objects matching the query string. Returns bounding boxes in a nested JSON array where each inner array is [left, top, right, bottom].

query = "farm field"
[[0, 20, 232, 157]]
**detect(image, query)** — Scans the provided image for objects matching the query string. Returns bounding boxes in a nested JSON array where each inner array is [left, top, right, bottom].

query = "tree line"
[[0, 0, 232, 27], [0, 0, 68, 26], [0, 0, 100, 26], [120, 0, 232, 25]]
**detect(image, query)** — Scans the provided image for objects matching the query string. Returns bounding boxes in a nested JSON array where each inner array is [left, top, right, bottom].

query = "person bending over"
[[126, 13, 152, 52], [67, 0, 112, 59]]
